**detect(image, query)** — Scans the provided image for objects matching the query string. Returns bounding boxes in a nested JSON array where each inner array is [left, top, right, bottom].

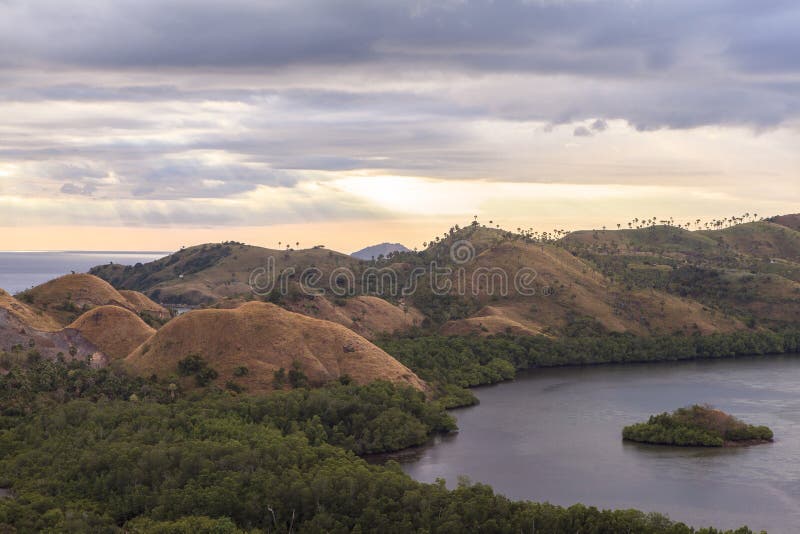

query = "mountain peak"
[[351, 242, 411, 260]]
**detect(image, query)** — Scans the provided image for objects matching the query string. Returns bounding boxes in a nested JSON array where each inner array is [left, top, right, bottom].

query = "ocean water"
[[0, 251, 168, 295]]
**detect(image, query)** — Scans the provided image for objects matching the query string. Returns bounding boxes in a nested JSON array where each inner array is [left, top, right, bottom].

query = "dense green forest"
[[623, 405, 774, 447], [0, 358, 757, 533], [378, 329, 800, 405], [0, 358, 455, 455]]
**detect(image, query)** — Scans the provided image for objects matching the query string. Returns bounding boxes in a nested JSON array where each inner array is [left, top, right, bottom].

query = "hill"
[[0, 288, 61, 332], [351, 242, 411, 260], [86, 214, 800, 337], [401, 225, 741, 336], [0, 289, 105, 365], [769, 214, 800, 232], [283, 295, 424, 340], [67, 305, 155, 361], [560, 218, 800, 327], [703, 221, 800, 262], [124, 302, 426, 393], [563, 225, 735, 265], [90, 242, 361, 305], [118, 290, 170, 320], [17, 274, 137, 326]]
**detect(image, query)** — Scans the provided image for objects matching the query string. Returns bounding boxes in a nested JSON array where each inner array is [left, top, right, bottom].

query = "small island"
[[623, 405, 773, 447]]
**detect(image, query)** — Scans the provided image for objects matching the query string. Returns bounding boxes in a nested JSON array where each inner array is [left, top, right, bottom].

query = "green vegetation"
[[379, 329, 800, 406], [177, 353, 220, 386], [623, 405, 774, 447], [0, 358, 756, 533], [0, 358, 454, 455]]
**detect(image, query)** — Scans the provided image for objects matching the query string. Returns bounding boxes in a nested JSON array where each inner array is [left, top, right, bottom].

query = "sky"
[[1, 0, 799, 253]]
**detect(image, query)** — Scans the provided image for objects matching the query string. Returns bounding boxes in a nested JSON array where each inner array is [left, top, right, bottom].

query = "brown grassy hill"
[[0, 295, 105, 366], [441, 306, 542, 337], [124, 302, 426, 393], [770, 214, 800, 232], [19, 274, 135, 326], [0, 288, 61, 332], [563, 225, 735, 264], [711, 270, 800, 324], [86, 216, 800, 337], [429, 238, 741, 336], [119, 290, 169, 319], [285, 295, 424, 340], [68, 305, 155, 361], [700, 221, 800, 262], [90, 242, 361, 305], [562, 220, 800, 273]]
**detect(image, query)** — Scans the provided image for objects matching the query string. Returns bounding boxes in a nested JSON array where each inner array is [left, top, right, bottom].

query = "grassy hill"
[[84, 214, 800, 337], [2, 283, 429, 396], [769, 213, 800, 232], [0, 288, 61, 332], [561, 217, 800, 329], [67, 305, 155, 361], [123, 302, 426, 394], [282, 295, 425, 340], [387, 225, 742, 336], [15, 273, 170, 327], [0, 288, 106, 365], [90, 242, 361, 305]]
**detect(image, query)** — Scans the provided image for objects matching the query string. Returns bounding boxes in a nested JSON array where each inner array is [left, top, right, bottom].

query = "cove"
[[399, 356, 800, 533]]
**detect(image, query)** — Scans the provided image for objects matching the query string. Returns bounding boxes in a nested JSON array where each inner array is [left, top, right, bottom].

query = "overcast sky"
[[1, 0, 799, 251]]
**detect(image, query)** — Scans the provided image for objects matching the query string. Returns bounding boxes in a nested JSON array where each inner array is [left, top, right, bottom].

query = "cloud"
[[1, 0, 800, 231], [573, 126, 592, 137], [60, 182, 96, 196]]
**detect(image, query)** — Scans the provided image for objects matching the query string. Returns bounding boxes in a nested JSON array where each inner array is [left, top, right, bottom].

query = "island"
[[623, 405, 774, 447]]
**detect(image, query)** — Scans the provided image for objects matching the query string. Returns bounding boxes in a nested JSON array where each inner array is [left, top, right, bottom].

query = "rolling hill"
[[118, 290, 170, 320], [123, 302, 426, 394], [84, 213, 800, 338], [15, 273, 172, 327], [408, 227, 742, 336], [68, 305, 155, 361], [769, 214, 800, 232], [0, 288, 105, 365], [0, 288, 61, 332], [561, 219, 800, 327], [90, 242, 362, 305], [283, 295, 425, 340]]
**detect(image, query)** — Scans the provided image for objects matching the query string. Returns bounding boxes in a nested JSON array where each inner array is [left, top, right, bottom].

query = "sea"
[[0, 251, 168, 295]]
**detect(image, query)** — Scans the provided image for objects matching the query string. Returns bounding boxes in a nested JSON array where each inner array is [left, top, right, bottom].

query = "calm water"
[[0, 251, 167, 294], [400, 357, 800, 533]]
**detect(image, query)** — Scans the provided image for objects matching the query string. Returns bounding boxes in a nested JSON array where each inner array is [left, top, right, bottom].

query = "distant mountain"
[[351, 242, 411, 260]]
